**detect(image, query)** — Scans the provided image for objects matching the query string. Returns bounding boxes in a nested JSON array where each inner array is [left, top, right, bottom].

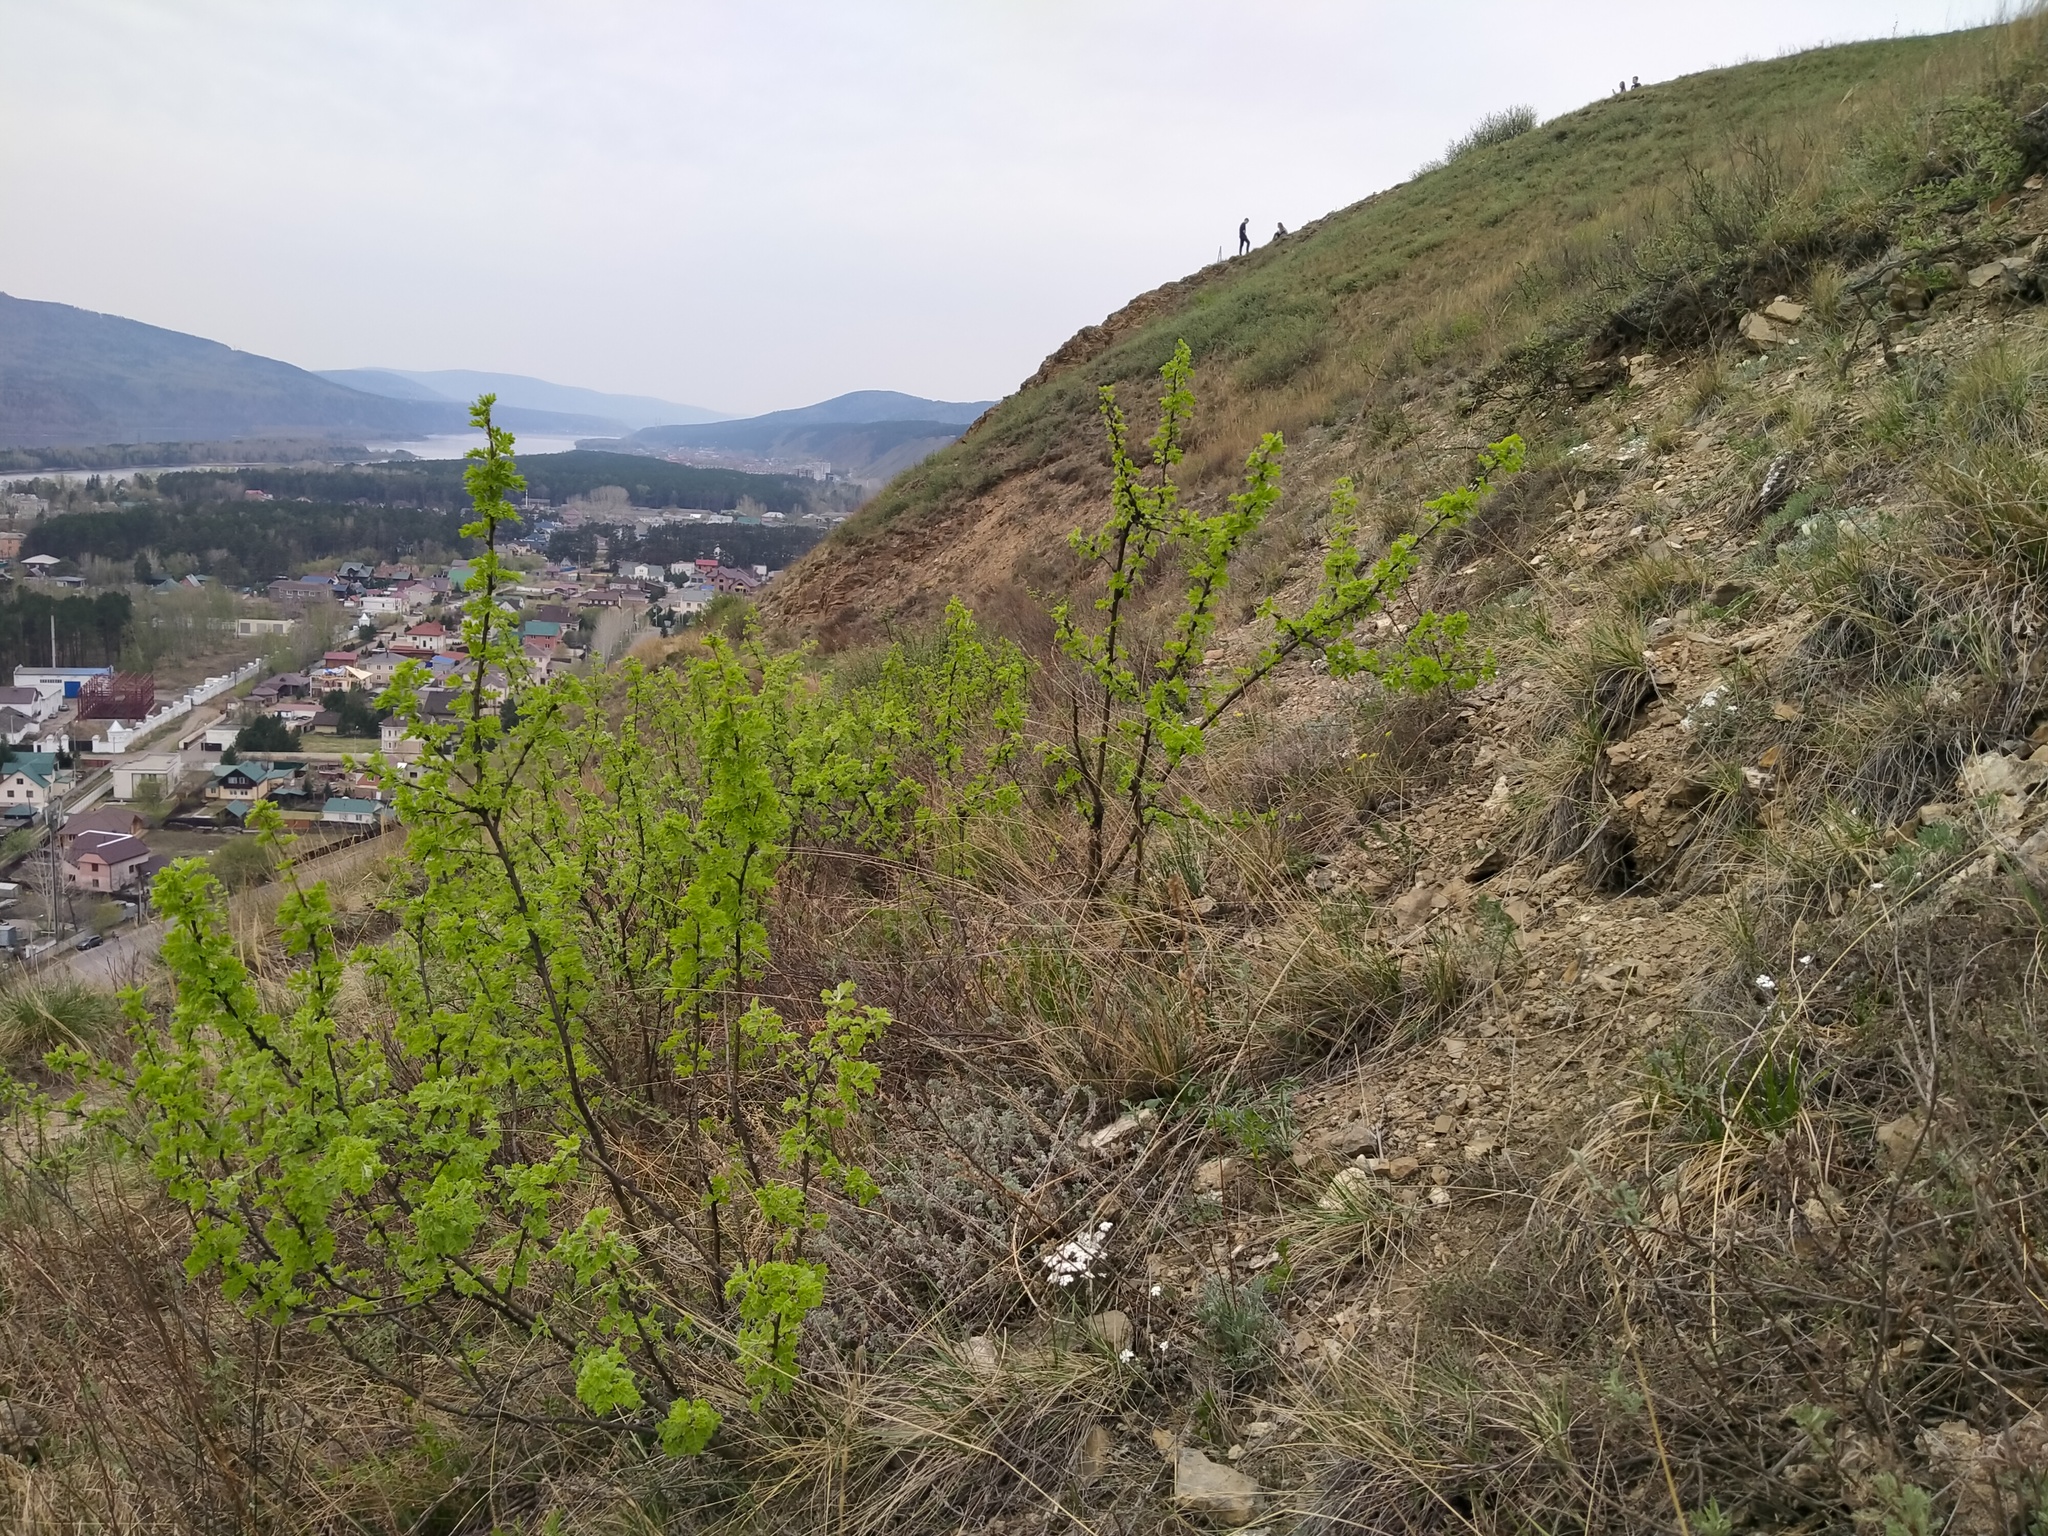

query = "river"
[[0, 430, 594, 488]]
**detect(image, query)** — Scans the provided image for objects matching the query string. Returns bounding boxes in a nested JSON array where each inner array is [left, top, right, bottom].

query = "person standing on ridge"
[[1238, 218, 1250, 256]]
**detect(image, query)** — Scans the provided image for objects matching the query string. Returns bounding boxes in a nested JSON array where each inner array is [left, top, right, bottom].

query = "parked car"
[[72, 933, 103, 951]]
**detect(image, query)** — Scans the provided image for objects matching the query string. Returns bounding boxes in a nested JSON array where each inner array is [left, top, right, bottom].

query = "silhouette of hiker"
[[1238, 218, 1250, 256], [1632, 76, 1640, 89], [1274, 221, 1288, 240]]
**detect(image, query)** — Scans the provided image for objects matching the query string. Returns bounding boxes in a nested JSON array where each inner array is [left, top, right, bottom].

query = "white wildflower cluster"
[[1042, 1221, 1112, 1287]]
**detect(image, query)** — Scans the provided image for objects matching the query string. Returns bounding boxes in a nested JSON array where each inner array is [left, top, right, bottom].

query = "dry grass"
[[14, 21, 2048, 1536]]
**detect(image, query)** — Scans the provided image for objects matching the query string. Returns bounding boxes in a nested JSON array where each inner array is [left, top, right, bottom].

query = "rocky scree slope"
[[745, 22, 2048, 1536]]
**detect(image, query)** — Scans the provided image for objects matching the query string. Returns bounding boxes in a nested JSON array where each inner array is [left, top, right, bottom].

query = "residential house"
[[0, 753, 61, 812], [206, 761, 297, 804], [356, 651, 404, 689], [519, 620, 563, 641], [0, 685, 59, 724], [669, 584, 717, 617], [321, 797, 390, 828], [266, 575, 340, 607], [0, 532, 21, 560], [360, 592, 407, 616], [272, 699, 321, 730], [521, 637, 559, 677], [20, 554, 60, 576], [392, 622, 456, 656], [710, 565, 763, 596], [307, 710, 342, 735], [57, 807, 148, 848], [379, 688, 468, 760], [63, 830, 151, 893], [0, 707, 36, 745]]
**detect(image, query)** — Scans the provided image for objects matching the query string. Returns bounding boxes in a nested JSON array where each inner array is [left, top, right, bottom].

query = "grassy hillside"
[[15, 20, 2048, 1536], [771, 22, 2045, 644]]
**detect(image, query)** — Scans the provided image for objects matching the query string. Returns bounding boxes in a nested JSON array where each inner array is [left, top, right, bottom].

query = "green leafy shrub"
[[78, 398, 931, 1454], [1044, 339, 1519, 895], [1437, 105, 1539, 166]]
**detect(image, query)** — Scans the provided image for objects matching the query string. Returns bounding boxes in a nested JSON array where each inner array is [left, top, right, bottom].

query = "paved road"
[[41, 918, 167, 988]]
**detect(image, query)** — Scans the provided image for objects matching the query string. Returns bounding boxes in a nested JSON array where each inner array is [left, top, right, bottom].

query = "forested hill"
[[163, 450, 821, 514], [610, 390, 996, 481], [0, 294, 617, 447], [0, 292, 428, 446], [20, 450, 835, 582], [23, 501, 474, 584]]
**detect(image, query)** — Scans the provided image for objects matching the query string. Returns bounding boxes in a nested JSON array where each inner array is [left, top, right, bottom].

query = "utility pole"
[[49, 612, 56, 669], [41, 778, 64, 945]]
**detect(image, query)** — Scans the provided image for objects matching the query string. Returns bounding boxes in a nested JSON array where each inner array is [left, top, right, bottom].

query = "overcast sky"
[[0, 1, 2013, 416]]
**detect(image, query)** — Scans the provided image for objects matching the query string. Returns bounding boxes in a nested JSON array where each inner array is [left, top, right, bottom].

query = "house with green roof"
[[322, 797, 393, 828], [206, 760, 299, 804], [0, 752, 61, 813]]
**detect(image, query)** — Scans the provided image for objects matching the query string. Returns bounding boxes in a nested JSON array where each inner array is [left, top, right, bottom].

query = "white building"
[[13, 666, 110, 700], [112, 753, 186, 803], [668, 584, 717, 616]]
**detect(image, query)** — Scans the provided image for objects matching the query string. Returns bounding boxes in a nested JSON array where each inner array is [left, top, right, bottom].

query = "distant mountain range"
[[0, 292, 425, 447], [599, 390, 994, 482], [0, 291, 986, 484], [317, 368, 725, 431]]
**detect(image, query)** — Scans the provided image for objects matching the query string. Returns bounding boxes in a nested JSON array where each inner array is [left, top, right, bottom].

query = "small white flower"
[[1798, 954, 1814, 966], [1870, 881, 1885, 890], [1041, 1224, 1111, 1286], [1148, 1284, 1163, 1298], [1755, 974, 1777, 992], [1118, 1348, 1135, 1363]]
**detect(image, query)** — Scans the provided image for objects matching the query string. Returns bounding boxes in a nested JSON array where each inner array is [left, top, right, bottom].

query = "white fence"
[[91, 658, 264, 755]]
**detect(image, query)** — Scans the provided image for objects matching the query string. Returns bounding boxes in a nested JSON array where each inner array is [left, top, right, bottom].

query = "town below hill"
[[0, 467, 786, 961]]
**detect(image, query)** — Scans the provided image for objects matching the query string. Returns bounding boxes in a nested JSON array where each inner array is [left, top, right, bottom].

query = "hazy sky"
[[0, 1, 2013, 415]]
